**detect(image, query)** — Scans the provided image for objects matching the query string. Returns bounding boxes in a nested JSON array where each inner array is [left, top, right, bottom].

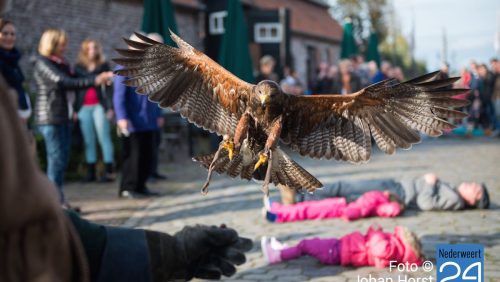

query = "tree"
[[329, 0, 389, 53], [380, 31, 427, 77]]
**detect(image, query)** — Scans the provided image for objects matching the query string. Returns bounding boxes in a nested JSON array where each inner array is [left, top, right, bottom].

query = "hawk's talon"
[[222, 140, 235, 160], [254, 152, 269, 171]]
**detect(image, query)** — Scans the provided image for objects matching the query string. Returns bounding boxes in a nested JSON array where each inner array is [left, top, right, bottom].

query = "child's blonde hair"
[[38, 29, 67, 57], [399, 226, 423, 259]]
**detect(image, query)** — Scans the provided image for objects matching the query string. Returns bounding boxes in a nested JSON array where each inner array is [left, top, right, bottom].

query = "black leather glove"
[[145, 224, 253, 281]]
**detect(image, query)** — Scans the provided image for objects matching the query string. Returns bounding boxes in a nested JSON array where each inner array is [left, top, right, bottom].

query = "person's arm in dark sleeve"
[[35, 58, 96, 90], [101, 62, 114, 111], [65, 210, 107, 281], [66, 210, 252, 282]]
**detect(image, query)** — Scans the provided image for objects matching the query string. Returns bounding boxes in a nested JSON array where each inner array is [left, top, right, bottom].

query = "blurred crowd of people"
[[0, 19, 170, 210], [311, 57, 405, 95], [255, 54, 406, 97], [456, 60, 500, 136]]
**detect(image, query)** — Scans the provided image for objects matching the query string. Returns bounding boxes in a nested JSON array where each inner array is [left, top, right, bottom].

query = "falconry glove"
[[145, 224, 252, 281]]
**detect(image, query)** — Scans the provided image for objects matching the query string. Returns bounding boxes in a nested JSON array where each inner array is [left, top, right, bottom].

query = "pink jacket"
[[271, 191, 401, 223], [341, 191, 401, 221], [340, 226, 422, 268]]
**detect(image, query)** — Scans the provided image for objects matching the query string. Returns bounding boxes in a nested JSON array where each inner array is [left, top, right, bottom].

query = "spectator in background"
[[280, 66, 304, 96], [74, 39, 115, 182], [352, 55, 370, 87], [113, 33, 163, 198], [367, 61, 378, 82], [371, 60, 391, 83], [34, 29, 113, 207], [477, 63, 496, 135], [490, 58, 500, 134], [0, 19, 31, 122], [255, 55, 278, 83], [312, 62, 331, 94], [147, 32, 168, 181], [392, 66, 405, 82], [332, 59, 362, 94], [435, 62, 452, 89]]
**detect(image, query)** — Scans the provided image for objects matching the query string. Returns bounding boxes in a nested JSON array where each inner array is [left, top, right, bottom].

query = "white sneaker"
[[261, 236, 283, 264], [270, 237, 288, 250]]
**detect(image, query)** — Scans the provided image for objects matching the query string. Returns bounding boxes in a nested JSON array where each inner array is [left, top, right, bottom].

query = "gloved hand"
[[145, 224, 253, 281]]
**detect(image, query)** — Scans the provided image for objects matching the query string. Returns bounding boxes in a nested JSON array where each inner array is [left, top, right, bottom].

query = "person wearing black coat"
[[0, 19, 31, 120], [34, 29, 113, 206]]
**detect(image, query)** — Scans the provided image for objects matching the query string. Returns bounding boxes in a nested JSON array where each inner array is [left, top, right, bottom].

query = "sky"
[[392, 0, 500, 72]]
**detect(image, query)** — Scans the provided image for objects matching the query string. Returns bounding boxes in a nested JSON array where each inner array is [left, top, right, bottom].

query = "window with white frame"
[[254, 23, 282, 43], [209, 11, 228, 35]]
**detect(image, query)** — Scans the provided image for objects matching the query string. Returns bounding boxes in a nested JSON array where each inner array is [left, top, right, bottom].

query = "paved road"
[[124, 137, 500, 281]]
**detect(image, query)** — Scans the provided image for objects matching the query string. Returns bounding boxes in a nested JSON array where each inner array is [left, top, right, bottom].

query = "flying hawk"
[[114, 32, 468, 195]]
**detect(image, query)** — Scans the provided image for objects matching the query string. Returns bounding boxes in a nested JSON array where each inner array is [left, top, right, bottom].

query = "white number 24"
[[439, 262, 482, 282]]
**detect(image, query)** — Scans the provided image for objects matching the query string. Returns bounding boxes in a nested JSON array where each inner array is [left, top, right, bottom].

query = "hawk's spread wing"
[[282, 72, 469, 162], [113, 32, 254, 136]]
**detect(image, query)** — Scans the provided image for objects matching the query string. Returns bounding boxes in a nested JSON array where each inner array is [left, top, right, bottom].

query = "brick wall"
[[4, 0, 203, 85]]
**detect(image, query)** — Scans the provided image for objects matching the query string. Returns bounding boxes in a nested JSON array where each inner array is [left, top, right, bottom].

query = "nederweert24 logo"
[[436, 244, 484, 282]]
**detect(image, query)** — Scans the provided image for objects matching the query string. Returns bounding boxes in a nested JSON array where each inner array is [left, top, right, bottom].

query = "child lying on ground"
[[264, 190, 403, 223], [289, 174, 489, 210], [261, 226, 422, 268]]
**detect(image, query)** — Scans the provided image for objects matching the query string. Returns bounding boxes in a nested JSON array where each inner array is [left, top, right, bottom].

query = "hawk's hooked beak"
[[259, 95, 270, 106]]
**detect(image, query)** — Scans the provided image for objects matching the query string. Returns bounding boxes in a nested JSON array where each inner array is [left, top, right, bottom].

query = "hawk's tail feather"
[[271, 149, 323, 192], [193, 148, 322, 192]]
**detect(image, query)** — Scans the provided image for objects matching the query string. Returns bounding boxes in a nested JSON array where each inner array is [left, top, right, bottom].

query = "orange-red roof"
[[252, 0, 342, 42]]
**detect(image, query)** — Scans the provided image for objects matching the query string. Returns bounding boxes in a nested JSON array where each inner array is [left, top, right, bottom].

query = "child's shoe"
[[261, 236, 283, 264], [270, 237, 288, 249], [262, 196, 277, 222]]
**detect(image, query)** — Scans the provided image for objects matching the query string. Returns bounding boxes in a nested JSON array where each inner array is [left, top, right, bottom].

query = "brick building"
[[5, 0, 341, 90], [4, 0, 204, 80]]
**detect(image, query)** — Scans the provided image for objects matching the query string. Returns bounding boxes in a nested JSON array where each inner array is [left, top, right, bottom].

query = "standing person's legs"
[[78, 106, 97, 164], [485, 100, 495, 130], [92, 105, 114, 177], [494, 99, 500, 130], [136, 131, 154, 192], [38, 124, 67, 203], [119, 134, 140, 194], [78, 106, 97, 181], [150, 129, 160, 176]]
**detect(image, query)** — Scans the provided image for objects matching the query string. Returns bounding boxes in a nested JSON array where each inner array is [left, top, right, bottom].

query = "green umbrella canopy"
[[366, 31, 381, 67], [141, 0, 178, 47], [340, 19, 358, 59], [218, 0, 255, 83]]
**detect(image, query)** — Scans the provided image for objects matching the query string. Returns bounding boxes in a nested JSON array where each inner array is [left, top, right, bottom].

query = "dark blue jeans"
[[38, 123, 71, 203]]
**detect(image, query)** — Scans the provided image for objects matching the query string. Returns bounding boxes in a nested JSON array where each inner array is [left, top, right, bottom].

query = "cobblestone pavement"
[[78, 137, 500, 281]]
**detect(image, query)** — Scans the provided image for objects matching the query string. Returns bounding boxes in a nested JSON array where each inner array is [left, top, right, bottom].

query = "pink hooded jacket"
[[340, 226, 422, 268], [271, 191, 401, 223]]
